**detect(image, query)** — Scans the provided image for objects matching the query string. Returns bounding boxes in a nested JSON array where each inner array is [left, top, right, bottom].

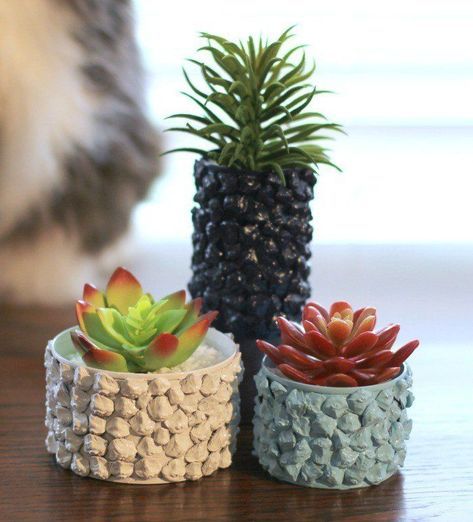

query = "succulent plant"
[[71, 267, 217, 373], [163, 27, 342, 183], [256, 300, 419, 386]]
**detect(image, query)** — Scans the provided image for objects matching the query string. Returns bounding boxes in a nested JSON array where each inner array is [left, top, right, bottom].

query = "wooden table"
[[1, 305, 472, 521]]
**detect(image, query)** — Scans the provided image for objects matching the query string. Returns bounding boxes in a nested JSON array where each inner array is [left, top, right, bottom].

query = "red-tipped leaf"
[[160, 289, 187, 312], [322, 356, 356, 374], [353, 306, 376, 328], [324, 373, 358, 387], [327, 318, 352, 345], [256, 340, 285, 366], [348, 368, 377, 386], [356, 350, 393, 369], [164, 311, 218, 367], [142, 333, 179, 369], [105, 267, 143, 315], [70, 330, 128, 372], [175, 297, 204, 333], [351, 314, 376, 337], [374, 367, 401, 384], [352, 307, 365, 325], [277, 317, 309, 351], [329, 301, 352, 317], [75, 300, 95, 333], [369, 335, 397, 354], [306, 301, 329, 321], [304, 330, 337, 359], [341, 331, 379, 357], [277, 344, 324, 370], [389, 340, 419, 367], [278, 364, 313, 385], [373, 324, 400, 348], [83, 284, 106, 308], [303, 306, 329, 336], [198, 311, 219, 324], [75, 300, 122, 348], [302, 319, 317, 332]]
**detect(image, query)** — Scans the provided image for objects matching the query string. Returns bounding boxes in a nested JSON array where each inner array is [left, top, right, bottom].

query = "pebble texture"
[[253, 362, 414, 489], [188, 159, 316, 340], [45, 339, 243, 484]]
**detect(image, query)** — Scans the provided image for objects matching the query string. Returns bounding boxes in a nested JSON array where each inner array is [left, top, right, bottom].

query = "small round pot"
[[45, 327, 243, 484], [253, 357, 414, 489]]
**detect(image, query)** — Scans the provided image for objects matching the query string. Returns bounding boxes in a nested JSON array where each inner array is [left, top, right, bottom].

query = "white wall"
[[133, 0, 473, 244]]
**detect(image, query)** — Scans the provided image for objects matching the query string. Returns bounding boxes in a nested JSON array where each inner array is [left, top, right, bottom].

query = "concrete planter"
[[45, 327, 243, 484], [253, 357, 414, 489]]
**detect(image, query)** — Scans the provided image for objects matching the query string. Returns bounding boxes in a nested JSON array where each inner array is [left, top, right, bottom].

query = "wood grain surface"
[[1, 305, 472, 522]]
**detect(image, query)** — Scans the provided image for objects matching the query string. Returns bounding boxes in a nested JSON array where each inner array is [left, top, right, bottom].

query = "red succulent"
[[256, 300, 419, 387]]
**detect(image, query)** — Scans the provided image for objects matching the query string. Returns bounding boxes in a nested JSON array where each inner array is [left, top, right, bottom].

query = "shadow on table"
[[42, 450, 406, 521]]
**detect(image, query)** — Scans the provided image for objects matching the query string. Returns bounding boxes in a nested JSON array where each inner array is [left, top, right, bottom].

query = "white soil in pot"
[[62, 329, 231, 375], [155, 343, 224, 373]]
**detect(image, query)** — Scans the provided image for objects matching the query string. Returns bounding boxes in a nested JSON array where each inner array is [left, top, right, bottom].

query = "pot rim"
[[261, 355, 408, 395], [50, 326, 239, 380]]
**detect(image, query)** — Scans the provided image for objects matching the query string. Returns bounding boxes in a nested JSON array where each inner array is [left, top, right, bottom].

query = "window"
[[134, 0, 473, 243]]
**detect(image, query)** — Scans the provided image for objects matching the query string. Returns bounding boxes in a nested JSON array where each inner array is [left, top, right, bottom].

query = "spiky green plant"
[[163, 27, 342, 182]]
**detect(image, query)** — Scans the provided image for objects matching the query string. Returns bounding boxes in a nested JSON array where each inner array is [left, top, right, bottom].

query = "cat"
[[0, 0, 159, 304]]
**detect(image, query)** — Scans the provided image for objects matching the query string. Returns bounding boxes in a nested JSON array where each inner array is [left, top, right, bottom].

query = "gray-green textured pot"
[[253, 357, 414, 489]]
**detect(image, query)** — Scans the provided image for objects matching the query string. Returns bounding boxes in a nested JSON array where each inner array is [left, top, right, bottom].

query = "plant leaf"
[[175, 298, 203, 335], [82, 284, 106, 308], [154, 309, 187, 334], [105, 267, 143, 315], [76, 301, 123, 349], [97, 308, 130, 345], [162, 28, 342, 178], [165, 311, 218, 367], [71, 330, 128, 372], [159, 289, 187, 311], [141, 333, 179, 370]]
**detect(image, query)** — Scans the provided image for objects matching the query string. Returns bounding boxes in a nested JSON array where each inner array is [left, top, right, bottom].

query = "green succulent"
[[163, 26, 342, 183], [71, 267, 217, 373]]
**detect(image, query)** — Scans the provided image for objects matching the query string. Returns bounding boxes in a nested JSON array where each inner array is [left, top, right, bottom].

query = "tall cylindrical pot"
[[188, 159, 315, 416], [189, 158, 315, 340]]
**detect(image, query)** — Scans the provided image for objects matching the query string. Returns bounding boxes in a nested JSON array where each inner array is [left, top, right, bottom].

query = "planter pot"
[[188, 158, 316, 341], [253, 357, 414, 489], [45, 327, 243, 484], [238, 338, 263, 424]]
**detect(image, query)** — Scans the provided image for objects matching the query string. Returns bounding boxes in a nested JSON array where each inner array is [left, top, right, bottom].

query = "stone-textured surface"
[[253, 364, 414, 489], [188, 158, 316, 340], [45, 337, 243, 484]]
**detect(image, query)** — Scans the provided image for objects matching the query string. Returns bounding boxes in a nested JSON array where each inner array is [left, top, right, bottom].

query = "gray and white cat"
[[0, 0, 159, 303]]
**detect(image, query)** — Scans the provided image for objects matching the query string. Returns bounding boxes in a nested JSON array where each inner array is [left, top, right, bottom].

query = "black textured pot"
[[188, 158, 316, 420]]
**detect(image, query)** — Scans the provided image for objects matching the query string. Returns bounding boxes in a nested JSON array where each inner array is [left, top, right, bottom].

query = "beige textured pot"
[[45, 327, 243, 484]]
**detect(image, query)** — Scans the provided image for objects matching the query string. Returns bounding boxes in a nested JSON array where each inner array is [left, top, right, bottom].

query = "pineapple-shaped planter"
[[253, 300, 419, 488], [165, 28, 341, 341], [189, 160, 315, 339], [44, 267, 243, 483]]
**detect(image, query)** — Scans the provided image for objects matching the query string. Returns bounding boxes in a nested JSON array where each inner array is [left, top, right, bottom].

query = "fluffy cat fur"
[[0, 0, 159, 304]]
